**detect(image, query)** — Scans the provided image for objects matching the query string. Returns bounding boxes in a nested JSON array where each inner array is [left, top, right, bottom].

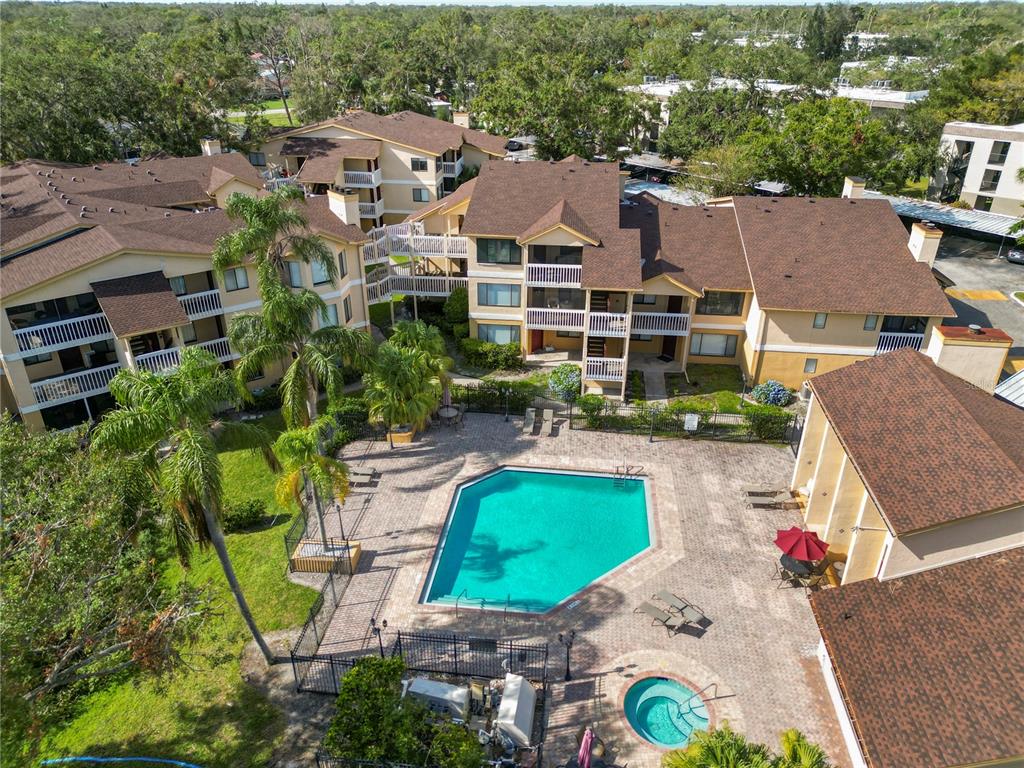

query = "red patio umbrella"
[[774, 526, 829, 562]]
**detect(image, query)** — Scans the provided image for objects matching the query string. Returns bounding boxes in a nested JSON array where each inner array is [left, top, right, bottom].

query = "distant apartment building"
[[928, 121, 1024, 216], [253, 110, 507, 228]]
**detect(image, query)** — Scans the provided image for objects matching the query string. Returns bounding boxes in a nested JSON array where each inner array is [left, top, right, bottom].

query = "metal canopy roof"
[[863, 190, 1023, 238]]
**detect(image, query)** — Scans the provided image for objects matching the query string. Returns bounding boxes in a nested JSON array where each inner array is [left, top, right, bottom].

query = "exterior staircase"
[[587, 291, 609, 357], [587, 336, 606, 356]]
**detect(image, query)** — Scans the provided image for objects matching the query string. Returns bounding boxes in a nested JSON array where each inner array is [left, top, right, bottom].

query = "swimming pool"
[[623, 677, 709, 748], [422, 467, 651, 613]]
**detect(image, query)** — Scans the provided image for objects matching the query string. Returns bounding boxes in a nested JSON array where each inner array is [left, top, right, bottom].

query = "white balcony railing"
[[342, 169, 383, 188], [585, 357, 626, 381], [358, 199, 384, 219], [365, 274, 468, 304], [31, 363, 122, 406], [525, 264, 582, 287], [360, 223, 469, 265], [11, 313, 113, 357], [441, 157, 465, 177], [631, 312, 691, 336], [135, 338, 237, 375], [875, 331, 925, 354], [589, 312, 630, 338], [178, 289, 223, 321], [525, 308, 586, 332]]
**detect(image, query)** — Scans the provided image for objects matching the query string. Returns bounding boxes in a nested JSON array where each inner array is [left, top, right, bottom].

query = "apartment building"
[[379, 161, 952, 395], [253, 110, 507, 228], [0, 156, 373, 431], [928, 120, 1024, 215]]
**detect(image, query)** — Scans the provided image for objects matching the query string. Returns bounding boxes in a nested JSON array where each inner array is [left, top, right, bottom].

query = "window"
[[633, 294, 657, 305], [411, 157, 429, 172], [478, 324, 520, 344], [804, 358, 818, 374], [248, 151, 267, 167], [696, 291, 744, 316], [689, 333, 737, 357], [812, 312, 828, 329], [168, 275, 187, 296], [337, 251, 348, 278], [311, 260, 331, 286], [181, 323, 197, 343], [988, 141, 1010, 165], [245, 366, 265, 382], [435, 157, 442, 171], [477, 238, 522, 265], [631, 333, 653, 341], [979, 169, 1001, 192], [881, 315, 928, 333], [477, 283, 521, 307], [286, 262, 303, 288], [974, 195, 994, 212], [23, 351, 53, 365], [412, 188, 430, 203], [223, 267, 249, 292], [863, 314, 879, 331], [320, 304, 339, 327], [343, 296, 353, 323], [556, 331, 582, 338]]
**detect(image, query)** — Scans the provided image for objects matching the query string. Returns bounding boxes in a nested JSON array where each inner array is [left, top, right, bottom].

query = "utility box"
[[402, 677, 469, 720]]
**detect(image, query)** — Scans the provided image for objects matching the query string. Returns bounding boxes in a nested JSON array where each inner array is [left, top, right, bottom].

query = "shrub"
[[222, 498, 267, 532], [751, 379, 792, 406], [743, 404, 793, 440], [576, 394, 606, 427], [458, 338, 522, 370], [548, 363, 582, 402], [322, 426, 354, 457], [450, 380, 536, 413], [250, 384, 280, 411], [442, 286, 469, 327], [328, 395, 369, 421], [451, 322, 469, 340], [665, 397, 715, 430]]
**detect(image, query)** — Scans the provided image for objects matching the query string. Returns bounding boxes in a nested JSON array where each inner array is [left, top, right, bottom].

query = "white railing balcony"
[[390, 275, 468, 298], [585, 357, 626, 381], [342, 169, 383, 188], [631, 311, 691, 336], [411, 234, 469, 258], [441, 157, 465, 177], [366, 276, 393, 305], [31, 363, 121, 406], [11, 313, 112, 358], [358, 199, 385, 219], [135, 338, 237, 374], [589, 312, 630, 338], [525, 308, 586, 332], [875, 331, 925, 354], [178, 289, 223, 321], [525, 264, 582, 287]]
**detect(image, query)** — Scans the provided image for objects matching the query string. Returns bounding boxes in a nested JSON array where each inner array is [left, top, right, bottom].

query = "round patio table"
[[438, 405, 458, 424], [780, 554, 814, 577]]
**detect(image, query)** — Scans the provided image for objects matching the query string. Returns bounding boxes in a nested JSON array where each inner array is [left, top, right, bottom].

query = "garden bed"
[[625, 370, 646, 402], [665, 364, 745, 413]]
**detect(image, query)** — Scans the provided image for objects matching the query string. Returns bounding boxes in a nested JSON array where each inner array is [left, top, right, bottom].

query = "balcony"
[[875, 331, 925, 355], [178, 289, 223, 321], [10, 313, 112, 358], [365, 274, 468, 304], [585, 356, 626, 381], [525, 264, 582, 288], [631, 312, 691, 336], [31, 363, 122, 407], [441, 157, 465, 178], [135, 338, 237, 374], [525, 308, 585, 332], [360, 223, 469, 265], [358, 199, 385, 219], [589, 312, 629, 338], [342, 169, 383, 188]]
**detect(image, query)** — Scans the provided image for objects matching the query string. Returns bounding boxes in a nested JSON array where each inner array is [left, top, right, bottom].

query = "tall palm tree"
[[363, 342, 441, 448], [775, 729, 832, 768], [388, 319, 453, 400], [212, 186, 338, 294], [662, 726, 774, 768], [274, 417, 350, 553], [92, 347, 279, 665], [230, 281, 374, 427]]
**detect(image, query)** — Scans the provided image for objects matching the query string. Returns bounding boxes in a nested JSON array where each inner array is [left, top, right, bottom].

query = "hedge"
[[458, 338, 522, 370], [741, 404, 793, 440], [450, 380, 536, 413]]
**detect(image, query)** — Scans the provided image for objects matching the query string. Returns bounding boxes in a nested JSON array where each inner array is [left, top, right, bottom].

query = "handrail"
[[504, 593, 511, 623], [455, 588, 469, 618], [676, 682, 719, 719]]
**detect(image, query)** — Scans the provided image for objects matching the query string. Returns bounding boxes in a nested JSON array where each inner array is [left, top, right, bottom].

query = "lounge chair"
[[546, 410, 557, 436], [653, 591, 707, 626], [522, 408, 536, 435], [348, 467, 379, 485], [742, 484, 784, 496], [541, 409, 554, 435], [634, 602, 687, 634]]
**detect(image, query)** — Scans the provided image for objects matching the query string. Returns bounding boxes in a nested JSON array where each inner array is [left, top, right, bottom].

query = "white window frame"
[[863, 314, 878, 331], [223, 267, 249, 292], [813, 312, 828, 329], [412, 188, 430, 203], [804, 358, 818, 374]]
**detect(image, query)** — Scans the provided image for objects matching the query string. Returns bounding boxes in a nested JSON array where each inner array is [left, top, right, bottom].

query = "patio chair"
[[541, 409, 554, 435], [653, 591, 707, 626], [634, 602, 687, 634], [742, 484, 785, 496], [546, 410, 558, 436], [522, 408, 536, 435]]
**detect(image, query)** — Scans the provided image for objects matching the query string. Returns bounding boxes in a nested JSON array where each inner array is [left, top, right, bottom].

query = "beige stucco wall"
[[212, 179, 260, 208], [926, 335, 1011, 393]]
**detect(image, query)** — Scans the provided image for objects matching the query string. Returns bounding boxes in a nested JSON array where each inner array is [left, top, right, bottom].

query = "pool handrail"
[[676, 682, 718, 719]]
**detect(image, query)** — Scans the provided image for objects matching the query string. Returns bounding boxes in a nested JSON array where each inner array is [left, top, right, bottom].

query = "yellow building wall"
[[756, 351, 871, 389], [212, 179, 260, 207]]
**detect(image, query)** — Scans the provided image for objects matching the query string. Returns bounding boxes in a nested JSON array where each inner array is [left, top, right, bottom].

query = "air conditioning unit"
[[643, 75, 658, 84], [402, 677, 469, 720]]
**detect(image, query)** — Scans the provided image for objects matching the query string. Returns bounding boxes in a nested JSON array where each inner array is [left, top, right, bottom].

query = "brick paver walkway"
[[316, 415, 848, 768]]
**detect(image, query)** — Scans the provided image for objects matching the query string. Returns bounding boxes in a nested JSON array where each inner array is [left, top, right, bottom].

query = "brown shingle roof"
[[811, 549, 1024, 768], [732, 196, 953, 316], [809, 348, 1024, 533], [405, 177, 477, 223], [91, 271, 189, 337], [281, 137, 381, 160], [301, 195, 368, 244], [520, 199, 600, 245], [623, 196, 751, 294]]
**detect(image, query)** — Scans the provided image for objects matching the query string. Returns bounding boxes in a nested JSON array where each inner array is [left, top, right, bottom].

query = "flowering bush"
[[548, 363, 582, 402], [751, 379, 792, 406]]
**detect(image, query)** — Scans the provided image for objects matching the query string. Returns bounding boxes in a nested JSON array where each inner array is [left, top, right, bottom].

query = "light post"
[[503, 385, 510, 422], [558, 629, 576, 682], [740, 373, 750, 408], [370, 617, 388, 658]]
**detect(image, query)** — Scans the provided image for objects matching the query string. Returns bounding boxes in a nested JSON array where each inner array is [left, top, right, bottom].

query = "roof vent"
[[808, 198, 816, 203], [969, 324, 983, 335], [72, 176, 80, 182], [165, 212, 172, 218], [783, 273, 793, 278], [93, 166, 101, 170]]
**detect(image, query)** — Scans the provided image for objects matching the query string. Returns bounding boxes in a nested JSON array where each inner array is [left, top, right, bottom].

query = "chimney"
[[619, 170, 628, 201], [925, 324, 1011, 393], [328, 188, 360, 226], [908, 221, 941, 267], [453, 111, 471, 129], [841, 176, 865, 199], [200, 138, 222, 156]]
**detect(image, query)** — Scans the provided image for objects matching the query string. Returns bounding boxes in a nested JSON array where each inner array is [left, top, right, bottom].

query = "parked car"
[[1006, 248, 1024, 266]]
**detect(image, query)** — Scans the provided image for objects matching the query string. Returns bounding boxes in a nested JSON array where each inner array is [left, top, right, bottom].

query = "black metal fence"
[[290, 569, 352, 692], [450, 381, 534, 417], [568, 400, 798, 443], [283, 502, 354, 575], [316, 757, 422, 768], [392, 631, 550, 683]]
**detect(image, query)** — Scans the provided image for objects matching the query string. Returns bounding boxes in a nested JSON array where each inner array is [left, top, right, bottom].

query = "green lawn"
[[665, 364, 745, 413], [228, 112, 295, 127], [1014, 291, 1023, 302], [40, 410, 317, 767]]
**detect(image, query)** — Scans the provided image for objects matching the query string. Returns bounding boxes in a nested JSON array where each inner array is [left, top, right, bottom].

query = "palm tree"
[[363, 342, 441, 448], [230, 281, 374, 427], [212, 185, 338, 294], [388, 319, 453, 399], [662, 726, 774, 768], [92, 347, 279, 665], [775, 729, 831, 768], [274, 417, 350, 554]]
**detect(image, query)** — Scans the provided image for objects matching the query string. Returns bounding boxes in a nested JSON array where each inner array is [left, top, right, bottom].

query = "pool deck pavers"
[[317, 415, 850, 768]]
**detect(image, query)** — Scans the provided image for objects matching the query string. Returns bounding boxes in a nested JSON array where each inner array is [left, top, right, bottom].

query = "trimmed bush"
[[743, 404, 792, 440], [451, 322, 469, 340], [548, 363, 582, 402], [458, 338, 522, 370], [576, 394, 606, 427], [751, 379, 792, 406], [222, 498, 267, 532], [443, 286, 469, 327], [250, 384, 281, 411], [322, 427, 354, 457], [665, 397, 715, 430]]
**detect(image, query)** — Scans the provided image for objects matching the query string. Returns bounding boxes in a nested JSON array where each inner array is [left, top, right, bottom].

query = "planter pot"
[[387, 427, 416, 445]]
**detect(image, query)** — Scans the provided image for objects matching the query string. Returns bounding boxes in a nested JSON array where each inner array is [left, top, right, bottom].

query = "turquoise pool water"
[[423, 468, 650, 613], [623, 677, 709, 748]]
